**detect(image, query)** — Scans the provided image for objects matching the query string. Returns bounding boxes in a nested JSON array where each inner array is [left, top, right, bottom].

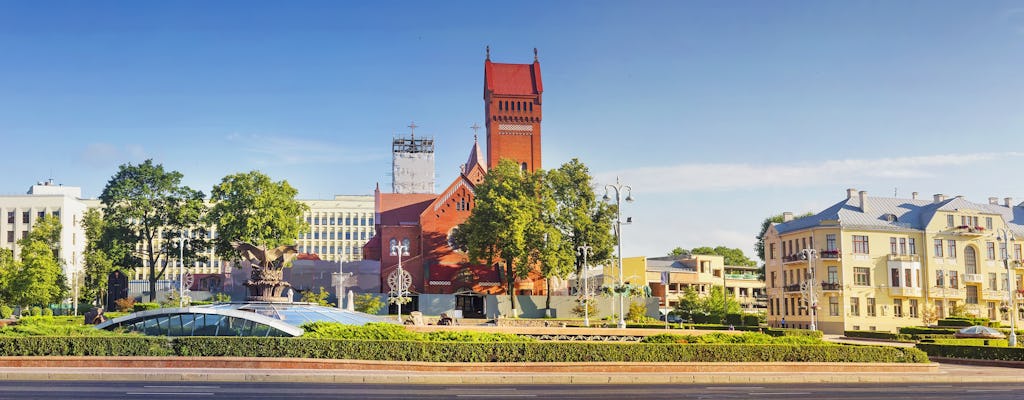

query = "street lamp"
[[799, 248, 819, 331], [998, 229, 1017, 347], [170, 230, 194, 308], [604, 177, 633, 329], [577, 244, 593, 327], [332, 258, 350, 310], [388, 242, 412, 323]]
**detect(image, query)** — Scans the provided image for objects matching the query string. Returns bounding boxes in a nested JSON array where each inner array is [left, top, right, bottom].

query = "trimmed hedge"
[[173, 337, 929, 363], [0, 337, 170, 356], [133, 303, 160, 312], [898, 327, 958, 335], [917, 343, 1024, 361], [844, 330, 911, 342], [764, 328, 824, 339]]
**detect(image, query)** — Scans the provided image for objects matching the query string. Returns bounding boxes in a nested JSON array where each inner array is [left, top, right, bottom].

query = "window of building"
[[22, 211, 29, 224], [829, 297, 839, 316], [770, 272, 776, 288], [5, 231, 12, 243], [986, 217, 993, 230], [899, 238, 907, 255], [893, 299, 903, 317], [827, 266, 838, 284], [936, 270, 945, 287], [934, 239, 943, 258], [950, 271, 959, 289], [345, 231, 351, 240], [769, 243, 776, 259], [37, 211, 44, 219], [891, 268, 901, 287], [361, 231, 367, 240], [905, 268, 913, 287], [966, 286, 979, 304], [6, 211, 12, 223], [987, 242, 996, 260], [909, 238, 916, 255], [890, 237, 898, 255], [947, 240, 957, 258], [1000, 242, 1008, 260], [947, 214, 954, 227], [1016, 244, 1022, 261], [1001, 273, 1008, 290], [853, 235, 869, 254], [988, 302, 997, 320], [850, 297, 860, 316], [989, 273, 997, 290], [909, 299, 919, 318], [854, 267, 870, 286], [867, 298, 876, 317], [935, 300, 944, 319], [826, 234, 836, 251]]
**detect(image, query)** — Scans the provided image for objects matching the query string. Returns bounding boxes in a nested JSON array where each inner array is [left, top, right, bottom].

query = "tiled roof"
[[485, 61, 542, 95], [776, 194, 1024, 236], [377, 193, 435, 226]]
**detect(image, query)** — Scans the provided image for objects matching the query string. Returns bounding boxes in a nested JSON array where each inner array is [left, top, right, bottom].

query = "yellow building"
[[643, 254, 766, 313], [765, 189, 1024, 334]]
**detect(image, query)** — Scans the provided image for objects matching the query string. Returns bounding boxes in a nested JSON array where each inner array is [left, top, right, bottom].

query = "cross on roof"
[[408, 121, 418, 137], [470, 123, 480, 142]]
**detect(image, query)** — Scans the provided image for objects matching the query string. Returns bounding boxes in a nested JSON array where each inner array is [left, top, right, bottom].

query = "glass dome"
[[95, 302, 395, 337]]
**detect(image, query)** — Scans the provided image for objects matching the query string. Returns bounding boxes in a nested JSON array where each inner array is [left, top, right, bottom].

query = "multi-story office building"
[[765, 189, 1024, 334], [0, 180, 89, 286], [645, 254, 767, 313]]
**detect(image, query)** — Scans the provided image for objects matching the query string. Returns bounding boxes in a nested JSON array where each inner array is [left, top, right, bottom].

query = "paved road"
[[1, 381, 1023, 399]]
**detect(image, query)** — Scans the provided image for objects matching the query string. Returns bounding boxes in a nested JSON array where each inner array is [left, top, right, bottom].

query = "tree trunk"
[[148, 276, 156, 302], [545, 277, 552, 310], [506, 257, 517, 314]]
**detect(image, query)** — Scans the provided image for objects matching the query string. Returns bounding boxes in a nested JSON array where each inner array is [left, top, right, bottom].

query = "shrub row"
[[917, 343, 1024, 361], [898, 327, 958, 335], [844, 330, 911, 341], [173, 337, 928, 363], [0, 336, 928, 363], [0, 336, 170, 356]]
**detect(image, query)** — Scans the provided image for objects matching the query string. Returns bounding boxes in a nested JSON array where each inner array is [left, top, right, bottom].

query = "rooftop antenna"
[[470, 123, 480, 142], [486, 45, 490, 61], [408, 121, 418, 139], [894, 187, 898, 198]]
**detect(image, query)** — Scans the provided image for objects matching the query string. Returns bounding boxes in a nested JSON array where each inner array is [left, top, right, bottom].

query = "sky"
[[2, 1, 1023, 261]]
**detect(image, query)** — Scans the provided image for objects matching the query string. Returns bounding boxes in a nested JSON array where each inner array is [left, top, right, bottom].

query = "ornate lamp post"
[[170, 230, 194, 308], [604, 177, 633, 329], [577, 244, 593, 327], [331, 258, 351, 310], [999, 229, 1017, 347], [389, 242, 412, 323], [799, 248, 819, 331]]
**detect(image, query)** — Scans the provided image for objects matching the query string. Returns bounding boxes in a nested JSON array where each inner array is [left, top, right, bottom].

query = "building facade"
[[0, 180, 89, 288], [645, 254, 766, 313], [765, 189, 1024, 334]]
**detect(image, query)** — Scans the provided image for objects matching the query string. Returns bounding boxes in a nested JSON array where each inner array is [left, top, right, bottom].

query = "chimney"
[[1006, 197, 1014, 208], [783, 212, 794, 222], [846, 188, 857, 199], [989, 197, 999, 205], [933, 194, 946, 204], [859, 191, 868, 212], [911, 192, 919, 200]]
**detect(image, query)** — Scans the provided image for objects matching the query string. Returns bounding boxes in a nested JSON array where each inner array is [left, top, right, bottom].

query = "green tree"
[[701, 286, 741, 323], [80, 208, 126, 306], [672, 286, 701, 320], [547, 159, 615, 308], [99, 159, 207, 301], [300, 287, 334, 307], [0, 249, 17, 305], [755, 212, 814, 262], [23, 215, 61, 258], [354, 293, 384, 314], [454, 159, 539, 314], [689, 246, 756, 267], [207, 171, 308, 260], [667, 247, 688, 257], [13, 240, 67, 308]]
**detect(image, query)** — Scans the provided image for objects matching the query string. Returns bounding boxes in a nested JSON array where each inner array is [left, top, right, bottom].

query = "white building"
[[0, 180, 90, 286]]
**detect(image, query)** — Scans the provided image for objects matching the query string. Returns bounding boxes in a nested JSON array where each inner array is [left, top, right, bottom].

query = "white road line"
[[707, 386, 765, 390], [749, 392, 811, 396], [446, 388, 519, 391], [126, 392, 215, 396], [143, 385, 221, 389], [454, 395, 536, 398], [966, 389, 1011, 392]]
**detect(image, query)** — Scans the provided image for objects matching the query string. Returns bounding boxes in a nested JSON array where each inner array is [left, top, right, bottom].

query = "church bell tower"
[[483, 47, 543, 172]]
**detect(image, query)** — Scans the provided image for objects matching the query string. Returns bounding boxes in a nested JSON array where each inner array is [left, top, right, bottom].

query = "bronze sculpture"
[[231, 242, 298, 302]]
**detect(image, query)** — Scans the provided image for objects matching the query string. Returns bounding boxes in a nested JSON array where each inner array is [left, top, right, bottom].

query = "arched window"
[[521, 162, 528, 171], [529, 102, 533, 112], [400, 238, 411, 256], [389, 238, 398, 256]]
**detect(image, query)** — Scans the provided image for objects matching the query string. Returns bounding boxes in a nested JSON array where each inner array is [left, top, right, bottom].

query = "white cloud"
[[225, 133, 386, 165], [597, 152, 1024, 194]]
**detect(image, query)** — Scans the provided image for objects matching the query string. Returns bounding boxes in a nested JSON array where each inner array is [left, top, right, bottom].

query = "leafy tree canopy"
[[689, 246, 757, 267], [754, 212, 814, 262], [207, 170, 308, 260]]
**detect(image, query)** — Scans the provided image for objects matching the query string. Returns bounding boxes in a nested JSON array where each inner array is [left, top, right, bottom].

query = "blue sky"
[[2, 1, 1023, 260]]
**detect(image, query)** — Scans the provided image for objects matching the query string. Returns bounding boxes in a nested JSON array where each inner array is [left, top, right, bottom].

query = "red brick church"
[[363, 48, 547, 297]]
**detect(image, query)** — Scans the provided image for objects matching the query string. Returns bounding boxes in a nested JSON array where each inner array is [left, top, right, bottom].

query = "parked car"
[[954, 325, 1006, 339], [659, 314, 683, 323]]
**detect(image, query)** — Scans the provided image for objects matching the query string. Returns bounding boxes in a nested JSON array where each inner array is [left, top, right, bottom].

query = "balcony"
[[964, 274, 984, 284], [887, 254, 920, 262], [889, 287, 923, 297], [820, 281, 843, 292], [820, 250, 841, 260], [782, 254, 805, 264], [784, 283, 802, 292], [725, 273, 761, 280], [952, 225, 986, 237]]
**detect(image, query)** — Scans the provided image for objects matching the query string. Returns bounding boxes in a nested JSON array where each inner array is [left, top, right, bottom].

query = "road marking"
[[454, 396, 535, 398], [707, 386, 765, 390], [144, 385, 221, 389], [749, 392, 811, 396], [447, 388, 519, 391], [966, 389, 1011, 393], [127, 393, 215, 396]]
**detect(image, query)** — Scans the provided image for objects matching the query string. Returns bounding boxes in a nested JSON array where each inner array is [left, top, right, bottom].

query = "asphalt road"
[[2, 381, 1024, 399]]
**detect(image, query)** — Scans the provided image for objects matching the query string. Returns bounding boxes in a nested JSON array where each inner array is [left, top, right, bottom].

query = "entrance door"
[[455, 294, 485, 318]]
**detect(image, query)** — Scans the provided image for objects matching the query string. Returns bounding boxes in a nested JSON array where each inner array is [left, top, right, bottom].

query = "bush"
[[0, 316, 125, 337], [763, 328, 824, 339], [917, 343, 1024, 361], [422, 331, 534, 343], [844, 330, 912, 341], [0, 305, 12, 319], [899, 327, 958, 335], [301, 322, 419, 341], [742, 314, 760, 327], [172, 337, 929, 363], [0, 336, 169, 356], [114, 298, 135, 312], [41, 308, 53, 317], [724, 313, 742, 326], [642, 334, 689, 344], [133, 303, 160, 312], [626, 302, 654, 323], [29, 307, 42, 317], [571, 298, 598, 319]]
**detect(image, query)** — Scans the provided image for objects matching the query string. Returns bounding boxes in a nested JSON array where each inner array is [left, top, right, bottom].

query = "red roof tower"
[[483, 47, 543, 172]]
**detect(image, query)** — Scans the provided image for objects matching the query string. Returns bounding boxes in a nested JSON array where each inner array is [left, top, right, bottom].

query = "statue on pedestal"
[[232, 242, 298, 302]]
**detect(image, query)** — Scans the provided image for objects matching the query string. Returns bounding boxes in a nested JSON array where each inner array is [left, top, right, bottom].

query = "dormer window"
[[883, 213, 898, 223]]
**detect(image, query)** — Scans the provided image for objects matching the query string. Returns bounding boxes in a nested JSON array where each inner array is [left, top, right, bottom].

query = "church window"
[[389, 238, 398, 255], [521, 162, 528, 171], [529, 102, 533, 111]]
